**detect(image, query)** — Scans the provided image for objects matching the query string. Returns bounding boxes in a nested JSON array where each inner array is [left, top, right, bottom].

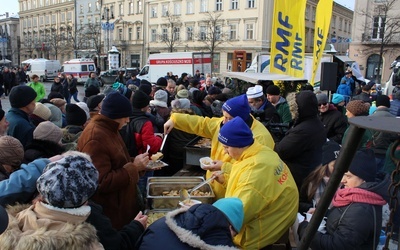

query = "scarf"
[[332, 188, 386, 207]]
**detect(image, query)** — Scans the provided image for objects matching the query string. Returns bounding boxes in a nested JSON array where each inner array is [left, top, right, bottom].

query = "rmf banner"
[[270, 0, 307, 78], [310, 0, 333, 85]]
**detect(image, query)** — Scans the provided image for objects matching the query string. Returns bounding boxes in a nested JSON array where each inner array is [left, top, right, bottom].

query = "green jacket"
[[27, 82, 46, 101], [275, 97, 292, 124]]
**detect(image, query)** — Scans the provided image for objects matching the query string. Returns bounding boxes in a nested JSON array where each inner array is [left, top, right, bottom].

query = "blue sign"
[[101, 22, 115, 31]]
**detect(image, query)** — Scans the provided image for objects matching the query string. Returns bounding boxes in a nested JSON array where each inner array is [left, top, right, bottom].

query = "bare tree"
[[46, 26, 68, 60], [357, 0, 400, 83], [196, 12, 229, 75], [159, 11, 182, 52], [78, 23, 103, 67]]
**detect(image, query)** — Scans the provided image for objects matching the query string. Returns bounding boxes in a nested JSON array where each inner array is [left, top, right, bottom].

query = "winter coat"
[[85, 78, 101, 89], [319, 104, 348, 144], [0, 158, 50, 206], [6, 107, 36, 148], [389, 99, 400, 116], [23, 139, 65, 164], [342, 126, 373, 149], [170, 113, 275, 200], [275, 91, 326, 190], [130, 109, 162, 155], [370, 107, 398, 155], [61, 77, 69, 98], [310, 175, 389, 250], [336, 83, 352, 97], [275, 97, 292, 124], [251, 100, 281, 124], [51, 81, 64, 95], [68, 78, 78, 94], [352, 92, 372, 103], [27, 82, 46, 101], [77, 114, 141, 230], [136, 204, 238, 250], [87, 201, 145, 250], [224, 141, 298, 249], [0, 202, 103, 250]]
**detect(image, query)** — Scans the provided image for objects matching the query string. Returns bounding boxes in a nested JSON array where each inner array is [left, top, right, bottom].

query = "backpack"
[[119, 116, 148, 157]]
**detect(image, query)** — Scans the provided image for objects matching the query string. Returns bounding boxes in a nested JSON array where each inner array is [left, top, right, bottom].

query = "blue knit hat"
[[213, 197, 244, 232], [349, 149, 377, 182], [332, 93, 345, 104], [101, 91, 133, 119], [222, 94, 251, 121], [218, 116, 254, 148]]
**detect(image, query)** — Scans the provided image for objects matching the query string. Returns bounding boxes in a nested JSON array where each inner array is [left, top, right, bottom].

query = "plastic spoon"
[[146, 145, 150, 153]]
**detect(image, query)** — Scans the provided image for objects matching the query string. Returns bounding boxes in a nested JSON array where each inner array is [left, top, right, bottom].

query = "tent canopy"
[[0, 59, 12, 64], [222, 71, 307, 84]]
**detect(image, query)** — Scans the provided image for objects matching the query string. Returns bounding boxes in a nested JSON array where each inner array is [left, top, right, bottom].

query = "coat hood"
[[361, 172, 392, 203], [287, 90, 318, 124], [165, 205, 239, 250]]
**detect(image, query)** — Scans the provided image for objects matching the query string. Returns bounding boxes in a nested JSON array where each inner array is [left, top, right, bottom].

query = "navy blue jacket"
[[6, 108, 36, 148]]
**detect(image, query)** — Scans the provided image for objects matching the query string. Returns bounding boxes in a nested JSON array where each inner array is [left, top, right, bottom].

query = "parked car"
[[99, 68, 139, 86]]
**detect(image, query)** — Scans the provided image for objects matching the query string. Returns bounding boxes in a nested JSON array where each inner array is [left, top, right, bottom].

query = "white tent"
[[222, 71, 307, 84], [0, 59, 12, 64]]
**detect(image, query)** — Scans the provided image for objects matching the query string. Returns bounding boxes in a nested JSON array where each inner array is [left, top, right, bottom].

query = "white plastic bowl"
[[199, 157, 213, 170], [178, 199, 202, 208]]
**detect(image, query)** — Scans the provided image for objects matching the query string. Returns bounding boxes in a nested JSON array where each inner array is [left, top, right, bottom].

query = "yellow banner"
[[270, 0, 307, 78], [310, 0, 333, 85]]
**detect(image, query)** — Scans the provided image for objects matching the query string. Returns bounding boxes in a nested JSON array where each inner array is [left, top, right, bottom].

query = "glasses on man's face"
[[318, 103, 327, 106]]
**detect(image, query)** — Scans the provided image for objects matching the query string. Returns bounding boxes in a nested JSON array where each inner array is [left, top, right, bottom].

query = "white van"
[[26, 58, 61, 82], [61, 58, 96, 83]]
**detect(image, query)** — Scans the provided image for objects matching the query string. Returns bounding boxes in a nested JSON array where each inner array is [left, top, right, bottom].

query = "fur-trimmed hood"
[[164, 205, 239, 250], [0, 203, 103, 250], [287, 90, 318, 125]]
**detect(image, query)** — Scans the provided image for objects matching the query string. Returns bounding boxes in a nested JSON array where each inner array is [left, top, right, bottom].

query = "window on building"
[[331, 15, 336, 28], [245, 23, 254, 39], [305, 5, 309, 20], [213, 53, 220, 73], [162, 4, 168, 16], [67, 11, 72, 21], [45, 15, 50, 24], [119, 28, 123, 40], [174, 3, 181, 15], [131, 54, 140, 68], [174, 27, 180, 41], [231, 0, 238, 10], [88, 3, 92, 12], [162, 28, 168, 41], [151, 6, 157, 17], [33, 0, 36, 8], [229, 24, 237, 40], [372, 16, 385, 39], [33, 18, 37, 26], [137, 0, 142, 13], [128, 27, 132, 40], [200, 26, 206, 40], [312, 7, 316, 21], [200, 0, 207, 12], [27, 18, 31, 28], [151, 28, 157, 42], [96, 1, 100, 11], [187, 26, 193, 41], [40, 16, 44, 25], [119, 3, 123, 16], [187, 1, 194, 14], [61, 13, 65, 22], [110, 5, 114, 17], [129, 2, 134, 14], [136, 26, 141, 39], [339, 18, 343, 30], [52, 14, 56, 24], [348, 22, 352, 33], [215, 25, 221, 40], [216, 0, 222, 11], [80, 4, 83, 14], [248, 0, 255, 8]]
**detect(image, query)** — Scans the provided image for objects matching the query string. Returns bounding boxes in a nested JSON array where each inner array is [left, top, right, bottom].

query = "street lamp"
[[102, 7, 114, 53]]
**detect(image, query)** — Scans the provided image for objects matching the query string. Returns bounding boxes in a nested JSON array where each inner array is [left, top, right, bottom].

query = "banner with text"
[[310, 0, 333, 85], [270, 0, 307, 78]]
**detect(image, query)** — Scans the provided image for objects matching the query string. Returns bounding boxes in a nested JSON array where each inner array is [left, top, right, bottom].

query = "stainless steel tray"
[[147, 181, 214, 209], [147, 176, 205, 184]]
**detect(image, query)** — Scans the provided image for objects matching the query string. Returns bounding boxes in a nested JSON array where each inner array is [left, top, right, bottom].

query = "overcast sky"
[[2, 0, 355, 16]]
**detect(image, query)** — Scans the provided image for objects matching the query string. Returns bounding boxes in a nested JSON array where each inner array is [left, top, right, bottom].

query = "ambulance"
[[137, 52, 212, 83], [60, 58, 96, 83]]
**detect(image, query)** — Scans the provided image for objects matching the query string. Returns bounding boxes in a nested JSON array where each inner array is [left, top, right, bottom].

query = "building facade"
[[349, 0, 400, 84], [0, 13, 20, 66]]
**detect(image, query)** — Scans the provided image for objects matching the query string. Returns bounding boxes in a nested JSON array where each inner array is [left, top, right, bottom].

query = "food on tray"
[[201, 159, 212, 165], [179, 199, 202, 208], [161, 189, 211, 197], [147, 212, 167, 226], [151, 152, 164, 161], [147, 160, 167, 169], [194, 138, 212, 148]]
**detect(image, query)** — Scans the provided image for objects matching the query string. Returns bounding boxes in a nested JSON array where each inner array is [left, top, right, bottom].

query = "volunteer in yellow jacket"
[[212, 116, 298, 249], [164, 94, 274, 199]]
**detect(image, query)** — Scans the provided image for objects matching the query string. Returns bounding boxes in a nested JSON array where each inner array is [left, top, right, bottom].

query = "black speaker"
[[320, 62, 338, 92]]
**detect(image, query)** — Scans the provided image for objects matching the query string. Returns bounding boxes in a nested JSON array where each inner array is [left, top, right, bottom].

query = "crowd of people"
[[0, 67, 399, 249]]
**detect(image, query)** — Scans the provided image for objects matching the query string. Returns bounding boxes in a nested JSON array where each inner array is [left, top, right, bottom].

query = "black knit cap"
[[266, 85, 280, 95], [156, 77, 168, 87], [86, 94, 105, 111], [101, 92, 133, 119], [139, 83, 152, 96], [376, 95, 390, 108], [66, 104, 87, 126], [0, 108, 4, 121], [132, 90, 151, 109], [9, 85, 37, 108]]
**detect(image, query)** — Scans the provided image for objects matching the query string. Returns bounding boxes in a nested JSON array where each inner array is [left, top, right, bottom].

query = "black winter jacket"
[[23, 139, 65, 164], [319, 104, 348, 144], [275, 91, 326, 190]]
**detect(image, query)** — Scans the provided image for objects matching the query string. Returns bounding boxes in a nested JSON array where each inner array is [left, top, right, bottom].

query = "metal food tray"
[[147, 176, 205, 184], [184, 136, 212, 166], [147, 181, 215, 209]]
